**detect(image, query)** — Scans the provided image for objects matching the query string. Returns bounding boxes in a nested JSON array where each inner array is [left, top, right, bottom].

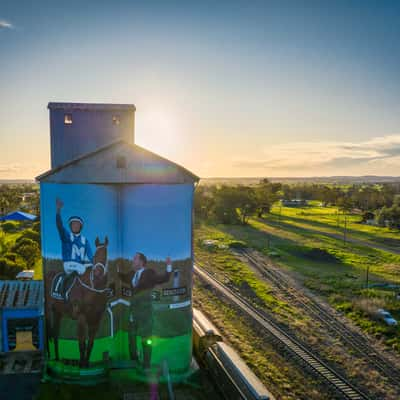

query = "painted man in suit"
[[119, 252, 172, 369]]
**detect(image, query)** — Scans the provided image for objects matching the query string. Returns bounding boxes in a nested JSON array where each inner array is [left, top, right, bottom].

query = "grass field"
[[269, 201, 400, 250], [194, 215, 400, 352]]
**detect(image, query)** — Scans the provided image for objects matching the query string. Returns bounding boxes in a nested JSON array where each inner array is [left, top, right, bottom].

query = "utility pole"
[[343, 213, 347, 244]]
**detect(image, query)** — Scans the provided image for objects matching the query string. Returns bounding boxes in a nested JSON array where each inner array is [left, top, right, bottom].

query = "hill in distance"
[[2, 176, 400, 186], [201, 176, 400, 185]]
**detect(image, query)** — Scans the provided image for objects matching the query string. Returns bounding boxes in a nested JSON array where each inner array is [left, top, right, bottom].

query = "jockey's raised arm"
[[56, 198, 69, 243]]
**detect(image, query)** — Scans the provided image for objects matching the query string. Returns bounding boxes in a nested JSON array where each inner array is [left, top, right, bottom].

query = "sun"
[[135, 108, 181, 157]]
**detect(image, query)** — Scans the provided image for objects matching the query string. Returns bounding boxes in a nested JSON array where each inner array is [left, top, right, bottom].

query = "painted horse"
[[46, 236, 110, 368]]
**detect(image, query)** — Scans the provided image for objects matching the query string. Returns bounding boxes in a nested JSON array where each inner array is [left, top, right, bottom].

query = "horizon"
[[1, 1, 400, 179], [3, 174, 400, 184]]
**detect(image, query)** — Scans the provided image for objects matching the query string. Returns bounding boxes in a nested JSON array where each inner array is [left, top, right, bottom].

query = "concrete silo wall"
[[40, 182, 194, 381]]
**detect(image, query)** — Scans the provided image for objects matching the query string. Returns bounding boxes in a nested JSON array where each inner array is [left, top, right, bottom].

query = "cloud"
[[0, 19, 14, 30], [0, 164, 23, 173], [232, 134, 400, 175], [0, 163, 45, 180]]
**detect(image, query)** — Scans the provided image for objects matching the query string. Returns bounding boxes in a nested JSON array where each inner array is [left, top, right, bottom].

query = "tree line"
[[195, 179, 400, 227], [0, 183, 40, 216], [0, 183, 41, 279], [0, 221, 41, 279]]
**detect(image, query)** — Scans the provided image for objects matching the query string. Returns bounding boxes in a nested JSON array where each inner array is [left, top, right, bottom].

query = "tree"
[[255, 180, 279, 217], [0, 257, 24, 279], [212, 186, 241, 224], [361, 211, 375, 223], [337, 196, 354, 213], [377, 197, 400, 228], [3, 252, 27, 269], [1, 220, 19, 233], [194, 186, 216, 220], [236, 186, 257, 224], [11, 237, 40, 268], [16, 228, 41, 247]]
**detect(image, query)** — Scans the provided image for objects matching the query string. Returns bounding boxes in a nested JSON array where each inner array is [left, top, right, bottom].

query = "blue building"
[[37, 102, 199, 382], [48, 102, 136, 169], [0, 280, 44, 352]]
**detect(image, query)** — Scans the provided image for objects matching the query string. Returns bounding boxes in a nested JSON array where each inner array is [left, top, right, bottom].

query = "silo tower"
[[37, 102, 198, 383]]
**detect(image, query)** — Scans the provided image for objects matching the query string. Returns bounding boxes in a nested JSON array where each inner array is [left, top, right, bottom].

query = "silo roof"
[[36, 140, 200, 184], [48, 102, 136, 111]]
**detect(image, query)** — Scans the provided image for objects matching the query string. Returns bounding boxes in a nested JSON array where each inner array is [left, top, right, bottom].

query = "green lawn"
[[269, 201, 400, 249], [194, 218, 400, 352]]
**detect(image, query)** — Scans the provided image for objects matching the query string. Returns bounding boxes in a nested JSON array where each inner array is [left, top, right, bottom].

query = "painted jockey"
[[56, 198, 93, 299]]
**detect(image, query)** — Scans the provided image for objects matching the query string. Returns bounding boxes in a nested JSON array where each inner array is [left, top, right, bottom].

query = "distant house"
[[16, 270, 35, 280], [21, 193, 36, 202], [281, 199, 308, 207]]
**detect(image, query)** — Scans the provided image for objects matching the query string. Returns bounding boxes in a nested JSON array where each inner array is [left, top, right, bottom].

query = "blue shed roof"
[[0, 211, 37, 221], [35, 140, 199, 184]]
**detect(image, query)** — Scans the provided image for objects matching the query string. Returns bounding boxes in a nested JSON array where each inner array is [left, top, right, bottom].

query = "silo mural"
[[37, 103, 198, 383]]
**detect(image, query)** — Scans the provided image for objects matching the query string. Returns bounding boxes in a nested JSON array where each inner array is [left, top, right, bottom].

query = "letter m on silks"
[[72, 244, 86, 261]]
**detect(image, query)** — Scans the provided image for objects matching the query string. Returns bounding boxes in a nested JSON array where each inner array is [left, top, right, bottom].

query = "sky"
[[41, 183, 192, 260], [1, 0, 400, 178]]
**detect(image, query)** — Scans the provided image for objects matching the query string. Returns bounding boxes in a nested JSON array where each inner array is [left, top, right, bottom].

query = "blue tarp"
[[0, 211, 37, 221]]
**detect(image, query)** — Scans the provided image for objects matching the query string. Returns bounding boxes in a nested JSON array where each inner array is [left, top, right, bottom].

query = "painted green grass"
[[47, 330, 192, 371]]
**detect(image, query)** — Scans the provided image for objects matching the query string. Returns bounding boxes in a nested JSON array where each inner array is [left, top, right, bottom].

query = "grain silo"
[[36, 102, 198, 383]]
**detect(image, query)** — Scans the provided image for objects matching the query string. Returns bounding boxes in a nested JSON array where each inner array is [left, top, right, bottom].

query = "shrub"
[[228, 240, 246, 249], [352, 297, 385, 318], [32, 221, 41, 232], [1, 220, 19, 233], [0, 257, 24, 279], [11, 238, 40, 268], [3, 252, 27, 269], [16, 228, 40, 246], [303, 247, 339, 262]]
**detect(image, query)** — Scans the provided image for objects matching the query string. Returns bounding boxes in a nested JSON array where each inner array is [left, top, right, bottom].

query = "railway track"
[[238, 248, 400, 387], [194, 264, 371, 400]]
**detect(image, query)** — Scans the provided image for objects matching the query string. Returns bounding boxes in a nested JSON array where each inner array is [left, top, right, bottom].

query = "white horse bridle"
[[75, 262, 110, 294]]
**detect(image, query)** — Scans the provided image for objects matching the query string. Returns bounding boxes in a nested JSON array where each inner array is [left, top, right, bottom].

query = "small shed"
[[0, 280, 44, 352]]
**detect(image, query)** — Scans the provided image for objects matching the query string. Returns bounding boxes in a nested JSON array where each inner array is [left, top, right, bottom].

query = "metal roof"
[[48, 102, 136, 111], [36, 140, 200, 184], [0, 211, 37, 222], [0, 281, 43, 310]]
